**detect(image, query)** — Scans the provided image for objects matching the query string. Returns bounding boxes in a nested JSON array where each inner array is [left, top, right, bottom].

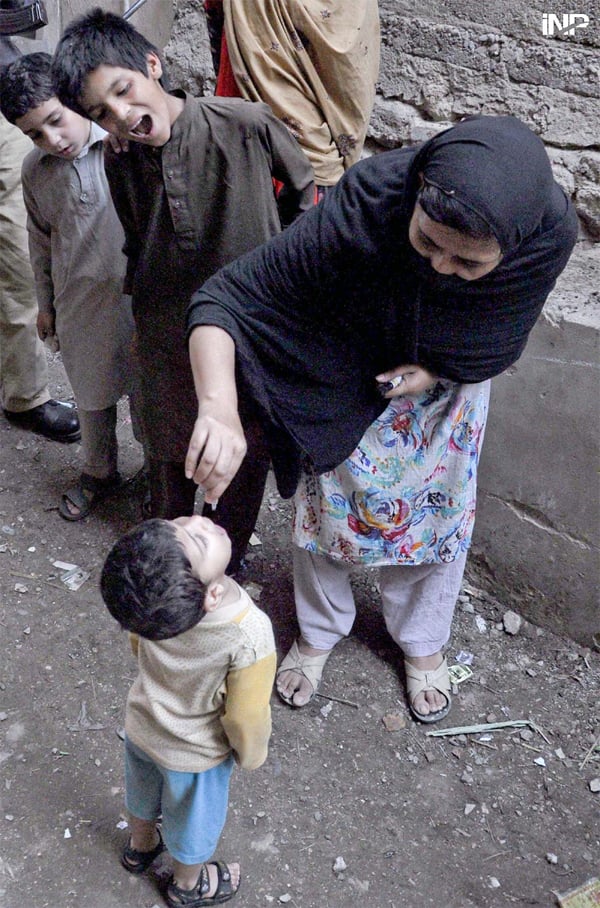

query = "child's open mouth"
[[130, 114, 152, 137]]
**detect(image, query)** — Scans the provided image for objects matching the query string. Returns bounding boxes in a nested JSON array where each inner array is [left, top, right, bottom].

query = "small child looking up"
[[100, 515, 276, 907], [0, 52, 137, 521], [52, 9, 314, 568]]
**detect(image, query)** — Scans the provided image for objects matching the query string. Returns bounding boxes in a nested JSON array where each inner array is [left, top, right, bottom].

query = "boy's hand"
[[376, 364, 438, 398], [104, 133, 129, 154], [185, 407, 247, 505]]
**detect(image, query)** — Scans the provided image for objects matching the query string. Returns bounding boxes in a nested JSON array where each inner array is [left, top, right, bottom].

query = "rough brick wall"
[[372, 1, 600, 238]]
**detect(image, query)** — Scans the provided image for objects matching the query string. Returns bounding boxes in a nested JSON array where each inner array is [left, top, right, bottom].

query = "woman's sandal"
[[404, 656, 452, 724], [121, 827, 166, 874], [275, 639, 331, 707], [166, 860, 240, 907], [58, 472, 124, 521]]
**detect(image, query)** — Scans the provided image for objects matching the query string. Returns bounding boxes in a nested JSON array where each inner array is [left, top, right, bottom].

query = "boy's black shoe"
[[3, 399, 81, 442]]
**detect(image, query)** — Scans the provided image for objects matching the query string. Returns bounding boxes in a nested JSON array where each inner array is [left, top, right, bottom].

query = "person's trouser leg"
[[78, 406, 119, 479], [147, 459, 197, 520], [293, 547, 357, 650], [128, 390, 146, 452], [125, 335, 147, 452], [203, 412, 270, 572], [378, 551, 468, 657], [0, 275, 49, 412], [0, 116, 49, 413]]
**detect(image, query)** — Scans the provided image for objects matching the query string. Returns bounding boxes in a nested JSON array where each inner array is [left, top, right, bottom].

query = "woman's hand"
[[185, 325, 244, 504], [376, 364, 438, 398], [185, 405, 247, 505]]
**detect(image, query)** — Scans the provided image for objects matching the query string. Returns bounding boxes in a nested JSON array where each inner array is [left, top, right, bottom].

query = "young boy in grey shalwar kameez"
[[0, 53, 138, 520]]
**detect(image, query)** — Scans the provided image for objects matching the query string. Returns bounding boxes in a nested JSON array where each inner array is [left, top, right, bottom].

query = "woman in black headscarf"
[[185, 115, 577, 722]]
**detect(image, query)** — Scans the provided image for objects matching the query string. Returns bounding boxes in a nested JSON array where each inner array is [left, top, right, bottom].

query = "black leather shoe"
[[3, 399, 81, 443]]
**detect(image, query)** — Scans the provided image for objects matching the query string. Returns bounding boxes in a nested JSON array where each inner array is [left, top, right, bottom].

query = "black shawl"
[[187, 116, 578, 497]]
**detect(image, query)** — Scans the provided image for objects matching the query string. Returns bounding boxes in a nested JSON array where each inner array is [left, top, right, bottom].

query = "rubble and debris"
[[503, 610, 523, 635], [455, 650, 474, 665], [426, 719, 550, 740], [554, 877, 600, 907], [448, 664, 473, 685], [67, 702, 105, 732], [319, 700, 333, 718], [579, 733, 600, 770], [382, 713, 406, 731], [52, 561, 90, 591]]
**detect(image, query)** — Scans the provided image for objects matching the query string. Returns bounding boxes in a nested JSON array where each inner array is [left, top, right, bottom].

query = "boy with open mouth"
[[52, 7, 314, 565]]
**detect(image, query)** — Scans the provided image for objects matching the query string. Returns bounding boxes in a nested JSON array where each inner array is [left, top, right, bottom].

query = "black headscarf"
[[187, 115, 578, 497], [413, 115, 562, 253]]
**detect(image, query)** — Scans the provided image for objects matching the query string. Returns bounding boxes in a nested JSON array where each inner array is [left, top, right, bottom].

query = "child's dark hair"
[[52, 6, 167, 117], [417, 180, 497, 242], [100, 519, 207, 641], [0, 52, 54, 124]]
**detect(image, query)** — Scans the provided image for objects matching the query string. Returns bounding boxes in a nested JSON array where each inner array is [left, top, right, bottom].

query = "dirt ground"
[[0, 355, 598, 908]]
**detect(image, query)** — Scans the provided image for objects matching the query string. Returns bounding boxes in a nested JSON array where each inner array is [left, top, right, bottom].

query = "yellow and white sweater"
[[126, 584, 276, 773]]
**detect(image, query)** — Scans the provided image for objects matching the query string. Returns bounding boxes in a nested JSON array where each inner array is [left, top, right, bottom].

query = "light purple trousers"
[[293, 547, 467, 657]]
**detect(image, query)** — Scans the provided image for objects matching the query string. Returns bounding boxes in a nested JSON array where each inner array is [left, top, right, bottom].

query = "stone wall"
[[373, 1, 600, 240]]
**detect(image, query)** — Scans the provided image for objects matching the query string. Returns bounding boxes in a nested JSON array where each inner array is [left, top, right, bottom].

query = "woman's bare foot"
[[276, 638, 332, 707], [404, 652, 449, 717]]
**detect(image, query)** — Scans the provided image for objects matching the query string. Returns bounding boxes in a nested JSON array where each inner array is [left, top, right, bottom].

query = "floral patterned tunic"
[[293, 380, 491, 566]]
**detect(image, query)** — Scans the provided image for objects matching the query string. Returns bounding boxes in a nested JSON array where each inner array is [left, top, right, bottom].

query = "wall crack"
[[486, 493, 591, 550]]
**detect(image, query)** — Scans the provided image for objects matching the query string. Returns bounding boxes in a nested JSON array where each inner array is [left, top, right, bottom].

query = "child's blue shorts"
[[124, 737, 234, 865]]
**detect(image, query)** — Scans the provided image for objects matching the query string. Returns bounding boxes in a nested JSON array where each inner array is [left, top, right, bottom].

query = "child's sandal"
[[121, 827, 165, 874], [166, 860, 240, 907], [59, 471, 124, 521]]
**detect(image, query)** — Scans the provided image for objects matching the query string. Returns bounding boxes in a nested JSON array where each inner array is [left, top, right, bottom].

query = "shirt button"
[[173, 200, 181, 209], [80, 192, 88, 202], [166, 170, 174, 179]]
